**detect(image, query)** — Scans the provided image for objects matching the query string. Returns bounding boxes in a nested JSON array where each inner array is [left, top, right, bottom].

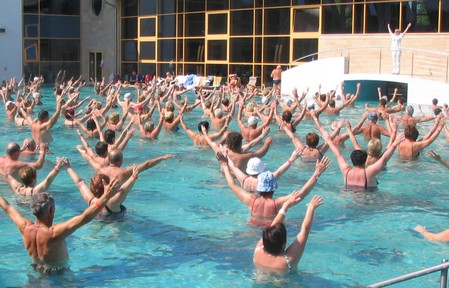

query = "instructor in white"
[[388, 22, 412, 75]]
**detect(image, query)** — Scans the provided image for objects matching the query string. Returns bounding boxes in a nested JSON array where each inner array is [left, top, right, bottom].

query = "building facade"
[[1, 0, 448, 85]]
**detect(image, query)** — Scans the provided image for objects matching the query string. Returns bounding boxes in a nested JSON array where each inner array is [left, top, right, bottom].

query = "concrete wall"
[[0, 0, 22, 81], [81, 0, 118, 82]]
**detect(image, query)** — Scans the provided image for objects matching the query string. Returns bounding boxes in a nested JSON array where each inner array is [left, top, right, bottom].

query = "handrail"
[[368, 259, 449, 288]]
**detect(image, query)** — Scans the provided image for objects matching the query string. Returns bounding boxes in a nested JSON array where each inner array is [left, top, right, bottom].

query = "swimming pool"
[[0, 86, 448, 287]]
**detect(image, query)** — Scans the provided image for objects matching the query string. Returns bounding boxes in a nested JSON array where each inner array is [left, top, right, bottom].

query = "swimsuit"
[[273, 80, 281, 85], [88, 197, 127, 218], [249, 197, 277, 226], [31, 259, 69, 275], [344, 168, 378, 191], [253, 245, 291, 271], [299, 146, 323, 163]]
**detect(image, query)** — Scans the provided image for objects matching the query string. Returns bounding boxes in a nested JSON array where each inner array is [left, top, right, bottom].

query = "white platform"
[[281, 57, 449, 105]]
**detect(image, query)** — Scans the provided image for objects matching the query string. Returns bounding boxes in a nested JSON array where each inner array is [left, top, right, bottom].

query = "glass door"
[[89, 52, 103, 80]]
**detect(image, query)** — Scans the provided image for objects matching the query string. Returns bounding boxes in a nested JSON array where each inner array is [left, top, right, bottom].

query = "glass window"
[[24, 15, 38, 37], [264, 8, 290, 35], [184, 39, 204, 62], [292, 0, 320, 5], [158, 0, 176, 14], [40, 0, 80, 15], [184, 64, 204, 75], [40, 39, 80, 61], [140, 63, 156, 76], [24, 40, 38, 61], [186, 0, 205, 12], [158, 15, 176, 37], [208, 14, 227, 34], [122, 40, 138, 61], [24, 0, 38, 13], [230, 38, 253, 62], [140, 18, 156, 37], [140, 0, 156, 15], [158, 63, 175, 75], [406, 0, 437, 32], [231, 10, 253, 35], [122, 17, 138, 39], [40, 16, 80, 38], [354, 4, 364, 33], [178, 14, 183, 36], [323, 0, 352, 3], [177, 0, 184, 13], [140, 42, 155, 60], [158, 39, 176, 61], [206, 64, 227, 77], [322, 4, 353, 34], [40, 62, 80, 83], [263, 37, 289, 63], [91, 0, 102, 16], [121, 63, 138, 80], [207, 40, 227, 61], [255, 9, 262, 35], [177, 39, 183, 61], [185, 13, 205, 36], [122, 0, 138, 16], [23, 62, 40, 82], [264, 0, 290, 7], [293, 38, 318, 62], [294, 8, 319, 32], [442, 0, 449, 32], [207, 0, 229, 11], [231, 0, 254, 9], [254, 37, 262, 63], [366, 2, 400, 33], [229, 65, 253, 84]]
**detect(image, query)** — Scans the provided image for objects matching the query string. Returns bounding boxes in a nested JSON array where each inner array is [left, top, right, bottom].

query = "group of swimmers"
[[0, 72, 448, 275]]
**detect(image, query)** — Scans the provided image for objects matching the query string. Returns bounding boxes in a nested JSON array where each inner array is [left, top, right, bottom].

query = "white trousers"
[[391, 50, 401, 74]]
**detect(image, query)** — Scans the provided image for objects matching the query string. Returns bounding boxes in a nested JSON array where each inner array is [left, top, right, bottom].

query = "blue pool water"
[[0, 86, 448, 287]]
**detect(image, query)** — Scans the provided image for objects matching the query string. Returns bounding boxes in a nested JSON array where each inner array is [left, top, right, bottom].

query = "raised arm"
[[50, 178, 120, 240], [220, 157, 254, 206], [285, 195, 324, 268], [66, 162, 93, 203], [135, 154, 174, 174], [427, 150, 449, 169], [33, 157, 67, 193], [0, 194, 33, 234], [414, 225, 449, 242]]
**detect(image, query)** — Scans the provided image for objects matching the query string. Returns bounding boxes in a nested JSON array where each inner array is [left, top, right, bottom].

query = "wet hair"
[[104, 129, 116, 145], [144, 121, 155, 132], [30, 192, 55, 219], [329, 99, 336, 108], [404, 125, 419, 141], [398, 97, 405, 104], [225, 131, 243, 152], [38, 110, 49, 121], [350, 150, 368, 167], [86, 119, 96, 131], [165, 102, 174, 112], [222, 98, 230, 106], [204, 100, 212, 109], [306, 133, 319, 148], [19, 167, 37, 186], [367, 138, 382, 157], [262, 223, 287, 255], [6, 142, 20, 156], [95, 141, 108, 157], [108, 112, 119, 124], [380, 99, 387, 106], [434, 108, 442, 115], [108, 149, 123, 165], [64, 108, 75, 120], [90, 174, 110, 198], [197, 121, 210, 133], [432, 98, 438, 105], [95, 102, 102, 110], [282, 110, 292, 122], [320, 94, 326, 102]]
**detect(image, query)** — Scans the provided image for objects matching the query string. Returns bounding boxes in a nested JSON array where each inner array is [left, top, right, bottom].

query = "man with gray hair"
[[391, 105, 434, 128], [0, 142, 46, 179], [0, 178, 119, 275]]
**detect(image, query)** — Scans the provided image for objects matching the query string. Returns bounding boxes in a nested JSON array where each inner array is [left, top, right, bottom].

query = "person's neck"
[[35, 216, 53, 227]]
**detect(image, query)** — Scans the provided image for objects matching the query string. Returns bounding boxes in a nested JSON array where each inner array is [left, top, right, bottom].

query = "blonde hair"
[[367, 138, 382, 157], [108, 112, 119, 124]]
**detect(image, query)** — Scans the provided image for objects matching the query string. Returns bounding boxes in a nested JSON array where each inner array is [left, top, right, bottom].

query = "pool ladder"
[[369, 259, 449, 287]]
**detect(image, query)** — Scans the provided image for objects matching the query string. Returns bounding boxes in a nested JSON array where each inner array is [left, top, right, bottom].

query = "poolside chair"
[[213, 76, 222, 87]]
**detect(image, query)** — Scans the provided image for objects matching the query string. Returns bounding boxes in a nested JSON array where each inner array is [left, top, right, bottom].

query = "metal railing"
[[368, 259, 449, 288], [290, 46, 449, 83]]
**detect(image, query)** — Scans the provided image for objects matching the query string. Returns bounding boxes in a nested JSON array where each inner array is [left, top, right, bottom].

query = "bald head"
[[6, 142, 20, 156], [108, 149, 123, 166]]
